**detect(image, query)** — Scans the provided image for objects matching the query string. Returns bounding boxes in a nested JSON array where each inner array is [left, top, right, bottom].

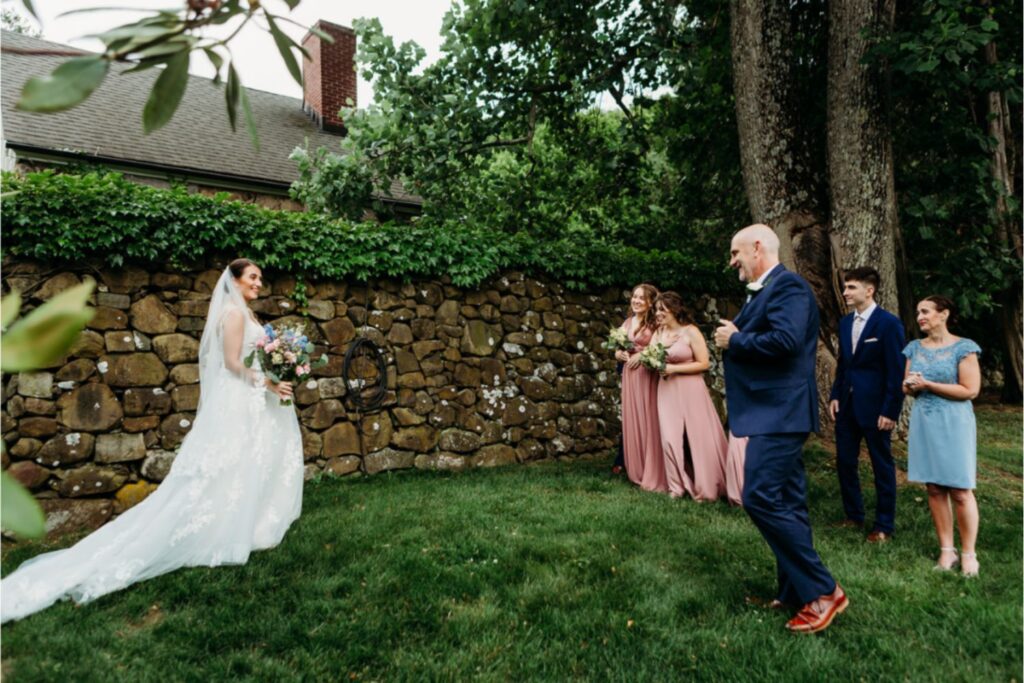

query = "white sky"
[[17, 0, 453, 105]]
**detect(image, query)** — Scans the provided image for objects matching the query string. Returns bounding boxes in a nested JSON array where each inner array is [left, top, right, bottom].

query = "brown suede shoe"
[[785, 585, 849, 634], [866, 531, 892, 543]]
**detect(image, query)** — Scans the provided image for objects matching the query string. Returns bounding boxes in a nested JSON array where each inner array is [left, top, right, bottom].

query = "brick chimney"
[[301, 20, 357, 133]]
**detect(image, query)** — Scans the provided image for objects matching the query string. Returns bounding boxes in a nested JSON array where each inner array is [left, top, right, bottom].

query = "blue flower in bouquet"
[[245, 322, 328, 407]]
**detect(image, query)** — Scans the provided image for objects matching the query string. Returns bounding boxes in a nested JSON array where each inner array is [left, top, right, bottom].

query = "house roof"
[[0, 30, 418, 204]]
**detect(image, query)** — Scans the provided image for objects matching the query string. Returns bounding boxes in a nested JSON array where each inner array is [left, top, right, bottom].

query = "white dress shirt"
[[745, 265, 780, 303], [851, 302, 877, 353]]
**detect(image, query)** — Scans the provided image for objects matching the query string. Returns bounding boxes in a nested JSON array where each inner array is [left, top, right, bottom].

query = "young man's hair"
[[843, 266, 881, 293]]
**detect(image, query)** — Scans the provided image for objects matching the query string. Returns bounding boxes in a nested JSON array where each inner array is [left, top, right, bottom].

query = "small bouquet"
[[637, 342, 667, 373], [244, 323, 327, 406], [602, 327, 634, 353]]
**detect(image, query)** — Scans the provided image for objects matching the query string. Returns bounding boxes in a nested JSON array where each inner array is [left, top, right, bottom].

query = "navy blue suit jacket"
[[723, 264, 820, 437], [828, 306, 905, 428]]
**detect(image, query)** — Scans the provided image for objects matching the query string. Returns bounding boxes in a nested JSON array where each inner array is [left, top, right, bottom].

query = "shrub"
[[1, 171, 730, 293]]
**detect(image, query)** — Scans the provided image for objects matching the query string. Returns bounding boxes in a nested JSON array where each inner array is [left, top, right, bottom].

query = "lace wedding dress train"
[[1, 270, 303, 623]]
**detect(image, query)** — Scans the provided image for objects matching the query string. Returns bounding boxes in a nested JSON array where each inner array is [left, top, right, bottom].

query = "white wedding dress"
[[1, 269, 304, 623]]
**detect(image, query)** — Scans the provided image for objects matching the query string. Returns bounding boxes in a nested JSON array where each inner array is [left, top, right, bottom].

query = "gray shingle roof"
[[1, 30, 418, 204]]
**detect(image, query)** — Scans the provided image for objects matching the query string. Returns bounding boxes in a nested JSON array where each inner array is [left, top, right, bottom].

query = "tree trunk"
[[982, 34, 1023, 400], [998, 278, 1023, 402], [729, 0, 838, 332], [730, 0, 839, 424], [826, 0, 910, 326]]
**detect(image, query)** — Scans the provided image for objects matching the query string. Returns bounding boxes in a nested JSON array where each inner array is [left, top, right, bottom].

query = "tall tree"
[[1, 7, 41, 36], [729, 0, 837, 341], [872, 0, 1022, 400], [730, 0, 914, 415], [827, 0, 912, 324], [730, 0, 834, 415], [982, 1, 1023, 398]]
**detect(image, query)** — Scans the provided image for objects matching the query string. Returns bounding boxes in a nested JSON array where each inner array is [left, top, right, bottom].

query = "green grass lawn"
[[2, 405, 1021, 682]]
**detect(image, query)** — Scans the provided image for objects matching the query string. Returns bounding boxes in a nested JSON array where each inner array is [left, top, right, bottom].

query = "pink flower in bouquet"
[[244, 323, 328, 406]]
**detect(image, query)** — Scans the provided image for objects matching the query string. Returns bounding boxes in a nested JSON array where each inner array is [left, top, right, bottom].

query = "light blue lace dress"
[[902, 338, 982, 489]]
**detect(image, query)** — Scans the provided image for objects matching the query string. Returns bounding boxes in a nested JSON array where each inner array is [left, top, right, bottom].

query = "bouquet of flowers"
[[637, 342, 667, 373], [601, 327, 634, 353], [244, 323, 327, 406]]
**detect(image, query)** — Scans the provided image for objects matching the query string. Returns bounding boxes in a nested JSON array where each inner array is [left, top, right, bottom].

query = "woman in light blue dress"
[[902, 295, 982, 577]]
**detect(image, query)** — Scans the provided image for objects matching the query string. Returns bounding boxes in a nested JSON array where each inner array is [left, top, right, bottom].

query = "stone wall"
[[1, 261, 727, 537]]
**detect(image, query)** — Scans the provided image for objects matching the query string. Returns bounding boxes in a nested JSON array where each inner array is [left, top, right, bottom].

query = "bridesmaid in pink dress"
[[652, 292, 727, 501], [616, 284, 666, 490], [725, 432, 748, 506]]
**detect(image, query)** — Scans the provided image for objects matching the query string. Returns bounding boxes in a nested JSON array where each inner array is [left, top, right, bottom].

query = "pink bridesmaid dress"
[[656, 335, 727, 500], [620, 317, 664, 490], [725, 431, 748, 506]]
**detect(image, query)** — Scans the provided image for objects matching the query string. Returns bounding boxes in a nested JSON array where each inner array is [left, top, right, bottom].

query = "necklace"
[[660, 325, 684, 345]]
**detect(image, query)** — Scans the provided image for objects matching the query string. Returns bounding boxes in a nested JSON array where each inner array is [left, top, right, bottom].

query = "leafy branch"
[[6, 0, 331, 145]]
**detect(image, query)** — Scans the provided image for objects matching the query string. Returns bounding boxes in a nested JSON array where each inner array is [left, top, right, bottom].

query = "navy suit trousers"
[[835, 406, 897, 533], [742, 433, 836, 605]]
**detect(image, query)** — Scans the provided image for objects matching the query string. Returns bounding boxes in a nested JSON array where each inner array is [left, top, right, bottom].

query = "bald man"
[[714, 224, 847, 634]]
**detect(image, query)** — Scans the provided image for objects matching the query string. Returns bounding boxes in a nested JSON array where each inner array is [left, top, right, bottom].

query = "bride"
[[1, 259, 304, 623]]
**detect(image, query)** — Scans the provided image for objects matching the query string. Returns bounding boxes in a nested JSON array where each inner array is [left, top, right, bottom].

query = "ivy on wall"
[[1, 171, 730, 294]]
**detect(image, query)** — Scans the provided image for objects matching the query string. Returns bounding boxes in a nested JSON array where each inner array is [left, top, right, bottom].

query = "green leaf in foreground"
[[225, 62, 240, 131], [203, 47, 225, 83], [20, 0, 39, 20], [265, 13, 303, 85], [18, 57, 110, 113], [1, 471, 46, 538], [239, 83, 260, 151], [1, 290, 22, 329], [0, 281, 96, 372], [142, 50, 191, 133]]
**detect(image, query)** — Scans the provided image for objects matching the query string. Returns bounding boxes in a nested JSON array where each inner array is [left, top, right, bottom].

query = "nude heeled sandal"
[[932, 547, 959, 572], [960, 551, 979, 578]]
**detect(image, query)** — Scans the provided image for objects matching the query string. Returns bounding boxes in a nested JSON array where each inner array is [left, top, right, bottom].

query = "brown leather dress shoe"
[[866, 531, 892, 543], [785, 584, 848, 634]]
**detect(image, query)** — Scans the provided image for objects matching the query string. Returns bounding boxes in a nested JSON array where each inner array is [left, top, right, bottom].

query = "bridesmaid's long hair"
[[632, 284, 660, 331], [654, 291, 695, 326]]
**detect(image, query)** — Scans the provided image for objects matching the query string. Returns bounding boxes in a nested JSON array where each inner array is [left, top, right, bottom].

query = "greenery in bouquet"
[[601, 327, 634, 353], [244, 323, 328, 406], [637, 342, 667, 373]]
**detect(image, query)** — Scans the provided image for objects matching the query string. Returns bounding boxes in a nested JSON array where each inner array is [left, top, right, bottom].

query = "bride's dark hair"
[[228, 258, 259, 279]]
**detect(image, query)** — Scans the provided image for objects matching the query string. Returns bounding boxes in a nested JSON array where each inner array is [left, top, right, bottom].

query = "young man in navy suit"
[[714, 224, 846, 634], [829, 267, 905, 542]]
